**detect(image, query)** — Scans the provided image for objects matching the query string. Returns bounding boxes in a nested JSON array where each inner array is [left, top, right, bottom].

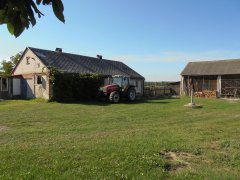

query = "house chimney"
[[97, 55, 103, 60], [55, 48, 62, 53]]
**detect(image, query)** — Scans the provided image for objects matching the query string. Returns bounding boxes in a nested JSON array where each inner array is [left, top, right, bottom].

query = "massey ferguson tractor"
[[99, 75, 136, 103]]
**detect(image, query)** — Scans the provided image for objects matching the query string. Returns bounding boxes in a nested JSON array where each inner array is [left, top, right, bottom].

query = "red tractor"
[[99, 75, 136, 103]]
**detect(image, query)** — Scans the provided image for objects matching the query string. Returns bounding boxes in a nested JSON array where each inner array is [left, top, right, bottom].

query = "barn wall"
[[181, 74, 240, 98], [180, 76, 189, 96], [222, 75, 240, 79], [221, 75, 240, 97], [181, 75, 218, 96]]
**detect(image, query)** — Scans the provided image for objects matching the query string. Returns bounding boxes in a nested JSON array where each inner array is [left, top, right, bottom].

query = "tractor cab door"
[[122, 77, 130, 89]]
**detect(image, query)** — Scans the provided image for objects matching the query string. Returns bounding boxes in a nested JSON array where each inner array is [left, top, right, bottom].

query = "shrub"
[[49, 67, 104, 102]]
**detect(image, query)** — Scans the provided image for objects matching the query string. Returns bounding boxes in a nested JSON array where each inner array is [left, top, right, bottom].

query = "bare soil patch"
[[0, 126, 9, 132], [209, 140, 220, 151], [160, 151, 199, 172]]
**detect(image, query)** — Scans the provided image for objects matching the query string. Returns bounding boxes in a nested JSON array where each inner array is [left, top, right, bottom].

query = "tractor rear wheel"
[[109, 91, 120, 103], [127, 88, 136, 101]]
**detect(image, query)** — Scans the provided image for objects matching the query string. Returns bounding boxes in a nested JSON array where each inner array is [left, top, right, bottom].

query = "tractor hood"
[[104, 84, 119, 89], [100, 84, 120, 94]]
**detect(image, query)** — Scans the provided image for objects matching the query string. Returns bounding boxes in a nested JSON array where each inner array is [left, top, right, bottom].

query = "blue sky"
[[1, 0, 240, 81]]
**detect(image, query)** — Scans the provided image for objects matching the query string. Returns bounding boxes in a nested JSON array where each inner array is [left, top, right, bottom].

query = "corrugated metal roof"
[[181, 59, 240, 76], [29, 47, 144, 79]]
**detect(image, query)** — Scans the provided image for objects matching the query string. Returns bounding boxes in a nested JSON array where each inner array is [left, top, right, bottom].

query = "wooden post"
[[180, 76, 184, 96], [217, 75, 221, 97], [202, 76, 204, 91], [191, 89, 194, 104]]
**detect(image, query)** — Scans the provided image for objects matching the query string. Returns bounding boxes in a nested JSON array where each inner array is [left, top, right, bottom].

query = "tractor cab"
[[112, 75, 130, 89]]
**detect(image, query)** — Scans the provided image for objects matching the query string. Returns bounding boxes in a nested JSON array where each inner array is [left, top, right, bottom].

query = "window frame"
[[136, 80, 139, 87], [1, 77, 8, 91], [37, 75, 43, 85], [26, 57, 30, 65]]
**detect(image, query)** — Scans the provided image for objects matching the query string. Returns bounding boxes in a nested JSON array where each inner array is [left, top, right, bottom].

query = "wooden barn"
[[180, 59, 240, 98]]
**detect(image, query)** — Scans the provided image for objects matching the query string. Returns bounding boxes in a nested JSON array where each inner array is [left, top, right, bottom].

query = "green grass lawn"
[[0, 97, 240, 179]]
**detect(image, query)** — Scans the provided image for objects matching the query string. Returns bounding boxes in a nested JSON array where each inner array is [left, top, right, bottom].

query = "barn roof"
[[181, 59, 240, 76], [28, 47, 144, 79]]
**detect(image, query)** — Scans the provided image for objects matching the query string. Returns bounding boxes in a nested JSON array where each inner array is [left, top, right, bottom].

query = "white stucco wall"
[[13, 49, 47, 76], [136, 79, 143, 94], [13, 49, 50, 100], [34, 75, 49, 99]]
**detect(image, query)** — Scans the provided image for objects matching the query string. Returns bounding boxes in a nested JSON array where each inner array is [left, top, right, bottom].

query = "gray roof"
[[28, 47, 144, 79], [181, 59, 240, 76]]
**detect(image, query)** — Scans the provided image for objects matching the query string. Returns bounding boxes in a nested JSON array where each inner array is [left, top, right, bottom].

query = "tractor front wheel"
[[109, 91, 120, 103]]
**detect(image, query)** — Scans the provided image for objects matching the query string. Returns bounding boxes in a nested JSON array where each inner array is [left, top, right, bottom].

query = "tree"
[[0, 0, 65, 38], [1, 60, 13, 76], [10, 52, 22, 65], [0, 52, 22, 76]]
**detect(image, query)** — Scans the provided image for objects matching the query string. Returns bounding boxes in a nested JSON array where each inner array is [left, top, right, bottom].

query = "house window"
[[1, 78, 8, 91], [37, 76, 42, 84], [26, 57, 30, 65]]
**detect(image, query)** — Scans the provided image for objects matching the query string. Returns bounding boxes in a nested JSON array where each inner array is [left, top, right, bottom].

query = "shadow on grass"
[[59, 98, 172, 106], [3, 97, 174, 106]]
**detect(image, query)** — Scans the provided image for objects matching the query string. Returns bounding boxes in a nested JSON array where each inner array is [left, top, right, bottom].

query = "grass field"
[[0, 97, 240, 179]]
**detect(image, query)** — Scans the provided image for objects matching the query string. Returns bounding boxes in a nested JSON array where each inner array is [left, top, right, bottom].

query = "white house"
[[12, 47, 145, 100]]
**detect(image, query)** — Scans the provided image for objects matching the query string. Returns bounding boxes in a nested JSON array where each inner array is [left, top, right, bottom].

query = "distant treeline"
[[145, 81, 171, 87]]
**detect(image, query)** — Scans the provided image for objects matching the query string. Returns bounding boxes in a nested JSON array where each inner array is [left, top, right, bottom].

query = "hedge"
[[49, 68, 104, 102]]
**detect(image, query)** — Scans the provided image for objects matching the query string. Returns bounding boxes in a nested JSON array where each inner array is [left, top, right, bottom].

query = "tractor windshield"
[[112, 77, 122, 86]]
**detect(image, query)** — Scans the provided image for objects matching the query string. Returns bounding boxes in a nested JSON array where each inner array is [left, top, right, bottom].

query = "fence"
[[144, 86, 172, 97]]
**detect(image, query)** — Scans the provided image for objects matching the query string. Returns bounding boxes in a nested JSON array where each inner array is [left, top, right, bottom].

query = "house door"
[[26, 78, 34, 99], [13, 78, 21, 96]]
